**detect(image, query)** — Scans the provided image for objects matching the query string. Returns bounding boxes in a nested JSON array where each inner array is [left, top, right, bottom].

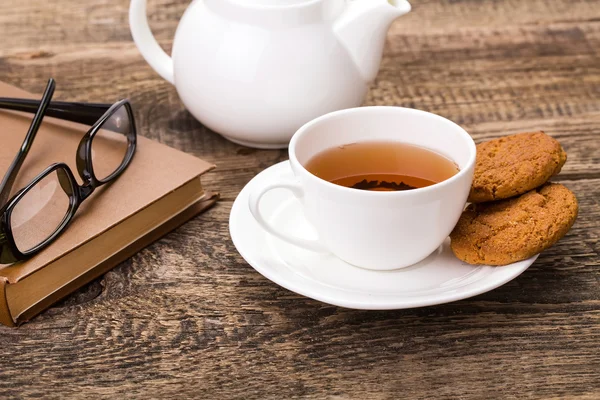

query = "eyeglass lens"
[[91, 104, 131, 181], [10, 168, 73, 253]]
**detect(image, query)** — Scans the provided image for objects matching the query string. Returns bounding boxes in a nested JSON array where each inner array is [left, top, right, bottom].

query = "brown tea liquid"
[[305, 141, 459, 192]]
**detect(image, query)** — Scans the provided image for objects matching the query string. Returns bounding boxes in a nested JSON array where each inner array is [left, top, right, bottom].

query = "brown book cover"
[[0, 82, 218, 326]]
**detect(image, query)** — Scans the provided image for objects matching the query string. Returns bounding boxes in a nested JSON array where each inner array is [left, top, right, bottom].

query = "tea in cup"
[[248, 106, 476, 270]]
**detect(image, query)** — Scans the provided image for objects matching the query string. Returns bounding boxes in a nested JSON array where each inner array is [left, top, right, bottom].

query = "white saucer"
[[229, 161, 538, 310]]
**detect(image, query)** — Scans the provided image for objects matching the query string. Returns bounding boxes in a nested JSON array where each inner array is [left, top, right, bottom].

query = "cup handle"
[[248, 181, 329, 253]]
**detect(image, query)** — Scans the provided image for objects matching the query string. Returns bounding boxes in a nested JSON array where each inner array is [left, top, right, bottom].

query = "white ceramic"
[[129, 0, 411, 148], [230, 161, 538, 309], [248, 106, 476, 270]]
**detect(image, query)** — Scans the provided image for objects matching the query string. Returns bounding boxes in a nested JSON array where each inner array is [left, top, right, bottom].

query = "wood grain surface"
[[1, 0, 599, 398]]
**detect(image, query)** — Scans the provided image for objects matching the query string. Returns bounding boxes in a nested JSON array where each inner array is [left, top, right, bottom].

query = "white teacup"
[[248, 106, 476, 270]]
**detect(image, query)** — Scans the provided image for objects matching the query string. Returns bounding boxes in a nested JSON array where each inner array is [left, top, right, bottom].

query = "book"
[[0, 82, 218, 327]]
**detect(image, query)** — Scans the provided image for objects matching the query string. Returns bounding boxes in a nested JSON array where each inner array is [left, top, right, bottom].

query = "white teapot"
[[130, 0, 411, 148]]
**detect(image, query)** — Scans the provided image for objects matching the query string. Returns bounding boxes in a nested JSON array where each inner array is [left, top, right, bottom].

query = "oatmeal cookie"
[[450, 183, 578, 265], [469, 131, 566, 203]]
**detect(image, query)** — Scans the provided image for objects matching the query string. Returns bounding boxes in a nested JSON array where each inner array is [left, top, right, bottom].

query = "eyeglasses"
[[0, 79, 137, 264]]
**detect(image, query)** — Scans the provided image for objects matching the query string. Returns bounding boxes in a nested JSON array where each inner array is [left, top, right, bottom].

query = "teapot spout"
[[334, 0, 410, 82]]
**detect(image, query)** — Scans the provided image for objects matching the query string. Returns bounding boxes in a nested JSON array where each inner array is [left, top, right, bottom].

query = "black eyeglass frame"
[[0, 81, 137, 264]]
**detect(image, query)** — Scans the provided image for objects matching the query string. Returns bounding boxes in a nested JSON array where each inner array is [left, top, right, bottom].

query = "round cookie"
[[469, 131, 567, 203], [450, 183, 578, 266]]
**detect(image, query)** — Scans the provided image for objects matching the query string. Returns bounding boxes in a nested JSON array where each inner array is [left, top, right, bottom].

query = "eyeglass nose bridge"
[[78, 183, 95, 201]]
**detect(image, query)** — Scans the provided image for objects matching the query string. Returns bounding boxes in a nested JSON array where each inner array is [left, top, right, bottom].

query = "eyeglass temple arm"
[[0, 80, 56, 206], [0, 98, 112, 126]]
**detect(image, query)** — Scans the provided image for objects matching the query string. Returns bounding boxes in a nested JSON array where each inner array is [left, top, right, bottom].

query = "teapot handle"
[[129, 0, 175, 84]]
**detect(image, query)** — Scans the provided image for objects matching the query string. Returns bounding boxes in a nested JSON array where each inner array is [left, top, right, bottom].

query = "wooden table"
[[1, 0, 599, 398]]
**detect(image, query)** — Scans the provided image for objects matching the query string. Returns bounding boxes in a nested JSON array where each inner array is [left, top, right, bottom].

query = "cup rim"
[[288, 106, 477, 197]]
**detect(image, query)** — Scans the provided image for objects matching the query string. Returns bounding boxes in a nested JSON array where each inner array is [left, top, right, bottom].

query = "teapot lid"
[[207, 0, 342, 24], [229, 0, 320, 5]]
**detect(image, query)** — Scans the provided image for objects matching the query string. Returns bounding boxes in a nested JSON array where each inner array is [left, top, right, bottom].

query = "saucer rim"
[[229, 161, 538, 310]]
